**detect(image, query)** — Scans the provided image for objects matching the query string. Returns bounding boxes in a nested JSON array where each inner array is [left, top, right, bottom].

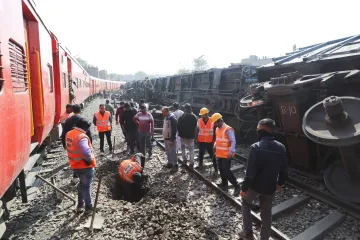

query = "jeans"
[[139, 132, 152, 156], [217, 157, 238, 186], [99, 130, 112, 151], [180, 138, 195, 164], [198, 142, 217, 171], [165, 140, 177, 165], [126, 131, 137, 153], [242, 189, 274, 240], [74, 168, 94, 207]]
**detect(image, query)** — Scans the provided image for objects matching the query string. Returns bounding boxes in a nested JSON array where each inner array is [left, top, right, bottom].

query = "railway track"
[[152, 134, 360, 240]]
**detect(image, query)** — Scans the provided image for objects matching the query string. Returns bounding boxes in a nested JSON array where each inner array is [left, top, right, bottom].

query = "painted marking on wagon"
[[280, 105, 297, 116]]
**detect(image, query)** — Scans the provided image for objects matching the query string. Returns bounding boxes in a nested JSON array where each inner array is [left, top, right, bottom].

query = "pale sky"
[[34, 0, 359, 75]]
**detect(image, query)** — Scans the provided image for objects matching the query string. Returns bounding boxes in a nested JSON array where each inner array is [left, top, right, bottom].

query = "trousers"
[[165, 140, 177, 165], [198, 142, 217, 171], [99, 130, 112, 151], [180, 138, 195, 163], [126, 131, 137, 153], [74, 168, 94, 207], [217, 158, 238, 186], [139, 132, 151, 156], [242, 189, 274, 240]]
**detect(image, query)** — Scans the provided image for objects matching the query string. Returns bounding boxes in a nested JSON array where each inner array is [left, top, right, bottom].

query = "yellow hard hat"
[[199, 107, 209, 116], [211, 113, 223, 122]]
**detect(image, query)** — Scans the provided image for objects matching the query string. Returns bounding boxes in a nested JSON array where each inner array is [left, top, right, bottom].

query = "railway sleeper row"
[[153, 136, 349, 240]]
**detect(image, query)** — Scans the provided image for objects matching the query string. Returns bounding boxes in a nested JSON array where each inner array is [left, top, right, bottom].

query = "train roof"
[[90, 76, 125, 84], [259, 34, 360, 68]]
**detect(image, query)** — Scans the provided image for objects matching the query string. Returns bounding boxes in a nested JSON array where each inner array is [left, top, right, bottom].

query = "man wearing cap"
[[196, 108, 217, 172], [177, 103, 198, 168], [133, 104, 154, 160], [211, 113, 240, 195], [239, 118, 288, 240]]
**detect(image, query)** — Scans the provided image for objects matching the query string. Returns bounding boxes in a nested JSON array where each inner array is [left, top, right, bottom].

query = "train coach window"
[[62, 72, 66, 88], [47, 64, 54, 92], [0, 42, 4, 92], [9, 40, 28, 92]]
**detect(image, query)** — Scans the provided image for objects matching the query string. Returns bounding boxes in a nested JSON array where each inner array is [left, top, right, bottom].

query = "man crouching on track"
[[239, 118, 288, 240], [116, 153, 148, 202], [65, 118, 96, 214]]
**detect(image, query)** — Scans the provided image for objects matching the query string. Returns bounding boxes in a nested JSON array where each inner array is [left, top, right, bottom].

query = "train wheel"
[[303, 96, 360, 203]]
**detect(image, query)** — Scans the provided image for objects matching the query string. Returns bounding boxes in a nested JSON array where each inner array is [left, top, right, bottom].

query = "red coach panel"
[[0, 0, 31, 198], [51, 33, 69, 124], [23, 1, 56, 144]]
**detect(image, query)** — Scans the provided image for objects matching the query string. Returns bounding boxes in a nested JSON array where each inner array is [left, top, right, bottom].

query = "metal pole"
[[113, 137, 116, 154], [90, 177, 102, 232], [35, 175, 76, 203]]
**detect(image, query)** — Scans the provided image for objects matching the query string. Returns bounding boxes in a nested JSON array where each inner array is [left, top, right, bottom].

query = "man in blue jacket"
[[61, 104, 93, 184], [239, 118, 288, 240]]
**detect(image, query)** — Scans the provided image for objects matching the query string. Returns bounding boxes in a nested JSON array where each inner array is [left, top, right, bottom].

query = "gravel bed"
[[323, 215, 360, 240], [272, 199, 333, 238], [3, 98, 254, 240]]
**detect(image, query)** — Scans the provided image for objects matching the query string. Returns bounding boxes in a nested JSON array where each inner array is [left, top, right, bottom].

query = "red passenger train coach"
[[0, 0, 123, 217]]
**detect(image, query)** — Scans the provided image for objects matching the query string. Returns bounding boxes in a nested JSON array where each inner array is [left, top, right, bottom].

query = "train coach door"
[[23, 21, 34, 137]]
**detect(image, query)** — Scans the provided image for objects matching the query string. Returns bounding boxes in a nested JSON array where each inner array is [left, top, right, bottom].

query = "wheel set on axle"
[[303, 96, 360, 203]]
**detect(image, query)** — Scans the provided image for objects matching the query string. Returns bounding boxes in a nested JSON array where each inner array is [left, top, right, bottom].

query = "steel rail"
[[155, 139, 290, 240], [234, 153, 360, 220]]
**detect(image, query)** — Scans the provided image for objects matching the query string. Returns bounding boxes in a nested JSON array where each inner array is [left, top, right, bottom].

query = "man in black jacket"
[[177, 103, 198, 168], [121, 102, 138, 154], [239, 118, 288, 240], [61, 104, 92, 184]]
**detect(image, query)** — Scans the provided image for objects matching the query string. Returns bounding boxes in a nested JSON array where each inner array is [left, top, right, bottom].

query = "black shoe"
[[216, 182, 228, 189], [164, 163, 173, 168], [233, 185, 241, 196], [239, 230, 254, 240], [109, 148, 113, 153], [170, 165, 178, 173], [100, 149, 104, 153], [85, 206, 94, 214], [76, 205, 84, 213]]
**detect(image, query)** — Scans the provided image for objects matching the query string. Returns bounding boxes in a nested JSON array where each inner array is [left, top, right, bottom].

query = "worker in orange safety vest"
[[65, 118, 96, 214], [59, 104, 73, 128], [196, 107, 217, 173], [211, 113, 241, 196], [93, 104, 113, 153], [116, 153, 148, 202]]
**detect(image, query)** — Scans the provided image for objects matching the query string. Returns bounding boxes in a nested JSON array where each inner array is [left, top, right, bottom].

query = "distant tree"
[[193, 57, 208, 71], [177, 68, 191, 74], [135, 71, 148, 80], [76, 57, 89, 68]]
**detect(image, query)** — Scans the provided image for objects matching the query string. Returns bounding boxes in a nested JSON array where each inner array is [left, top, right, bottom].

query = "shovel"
[[84, 177, 104, 231]]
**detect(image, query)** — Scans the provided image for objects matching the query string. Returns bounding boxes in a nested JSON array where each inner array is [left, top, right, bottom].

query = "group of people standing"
[[59, 98, 288, 240]]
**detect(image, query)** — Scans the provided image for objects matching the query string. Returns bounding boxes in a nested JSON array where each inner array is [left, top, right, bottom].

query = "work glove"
[[276, 184, 280, 192], [227, 152, 234, 159]]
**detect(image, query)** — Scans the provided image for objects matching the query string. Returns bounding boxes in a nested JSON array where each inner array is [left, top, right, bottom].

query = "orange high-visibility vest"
[[215, 124, 234, 159], [198, 118, 214, 143], [60, 112, 72, 124], [118, 159, 143, 183], [66, 128, 96, 169], [95, 111, 111, 132]]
